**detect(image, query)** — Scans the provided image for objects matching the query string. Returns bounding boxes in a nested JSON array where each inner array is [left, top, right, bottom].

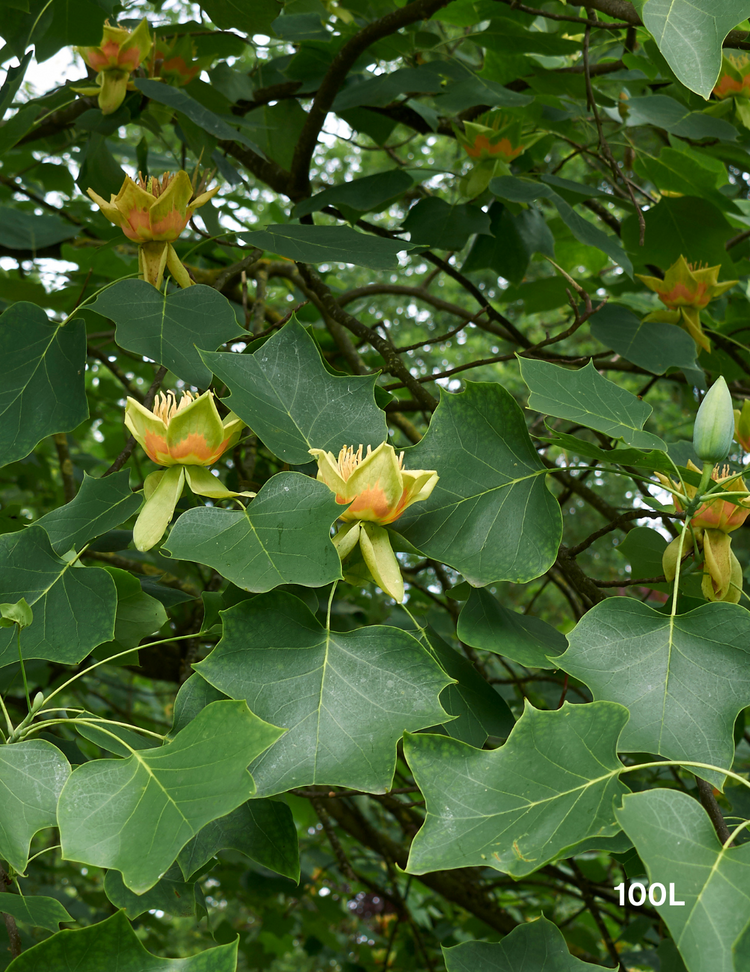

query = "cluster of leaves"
[[5, 0, 750, 970]]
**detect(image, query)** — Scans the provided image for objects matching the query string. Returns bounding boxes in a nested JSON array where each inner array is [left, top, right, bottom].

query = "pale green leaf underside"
[[643, 0, 750, 98]]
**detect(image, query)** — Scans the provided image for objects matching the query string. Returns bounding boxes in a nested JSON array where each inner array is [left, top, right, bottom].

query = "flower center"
[[137, 171, 175, 198], [152, 390, 195, 426], [335, 444, 404, 481]]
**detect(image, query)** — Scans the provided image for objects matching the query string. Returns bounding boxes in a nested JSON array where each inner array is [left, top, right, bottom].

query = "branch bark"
[[288, 0, 454, 198]]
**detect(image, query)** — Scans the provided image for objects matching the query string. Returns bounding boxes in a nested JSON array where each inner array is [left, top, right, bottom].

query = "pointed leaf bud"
[[694, 377, 735, 464]]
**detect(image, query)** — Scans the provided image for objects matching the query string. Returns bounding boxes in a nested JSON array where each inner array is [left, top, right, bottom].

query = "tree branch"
[[288, 0, 454, 198]]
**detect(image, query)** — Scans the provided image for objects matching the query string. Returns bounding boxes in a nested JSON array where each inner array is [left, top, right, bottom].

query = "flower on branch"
[[309, 442, 438, 602], [74, 19, 152, 115], [147, 34, 206, 87], [86, 170, 218, 289], [125, 390, 251, 552], [658, 461, 750, 604], [637, 255, 737, 353], [713, 52, 750, 100]]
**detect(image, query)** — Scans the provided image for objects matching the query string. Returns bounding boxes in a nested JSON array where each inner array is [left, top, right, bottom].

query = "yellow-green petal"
[[165, 390, 226, 465], [359, 522, 404, 602], [133, 465, 184, 552]]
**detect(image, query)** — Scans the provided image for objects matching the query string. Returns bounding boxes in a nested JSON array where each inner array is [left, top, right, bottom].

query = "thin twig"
[[102, 365, 167, 476]]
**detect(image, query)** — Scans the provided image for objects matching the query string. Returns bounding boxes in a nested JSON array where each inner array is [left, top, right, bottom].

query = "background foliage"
[[3, 0, 750, 969]]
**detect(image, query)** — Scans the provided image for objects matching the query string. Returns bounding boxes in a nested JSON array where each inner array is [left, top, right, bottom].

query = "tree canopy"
[[3, 0, 750, 969]]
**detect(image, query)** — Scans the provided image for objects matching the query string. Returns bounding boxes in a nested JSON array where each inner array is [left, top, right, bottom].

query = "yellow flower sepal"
[[132, 465, 254, 553], [334, 521, 404, 602], [134, 466, 185, 553], [701, 528, 743, 603]]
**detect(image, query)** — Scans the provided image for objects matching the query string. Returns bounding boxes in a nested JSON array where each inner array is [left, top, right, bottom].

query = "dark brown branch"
[[288, 0, 453, 197], [0, 867, 21, 959], [296, 263, 438, 410], [53, 433, 77, 503], [324, 795, 518, 935], [567, 509, 683, 557], [102, 365, 167, 477], [493, 0, 631, 29], [696, 778, 731, 843]]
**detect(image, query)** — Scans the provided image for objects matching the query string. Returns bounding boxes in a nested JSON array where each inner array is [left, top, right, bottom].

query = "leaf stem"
[[40, 632, 199, 708], [16, 626, 30, 714]]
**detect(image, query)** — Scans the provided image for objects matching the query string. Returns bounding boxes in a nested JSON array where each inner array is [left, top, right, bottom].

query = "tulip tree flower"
[[454, 111, 541, 198], [148, 35, 206, 87], [636, 255, 737, 353], [657, 460, 750, 604], [126, 390, 252, 551], [74, 19, 152, 115], [714, 52, 750, 99], [309, 442, 438, 602], [87, 170, 218, 289], [735, 400, 750, 452]]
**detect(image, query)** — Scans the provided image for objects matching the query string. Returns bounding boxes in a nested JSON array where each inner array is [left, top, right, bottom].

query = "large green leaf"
[[294, 169, 416, 219], [559, 599, 750, 786], [201, 319, 388, 464], [0, 303, 87, 468], [332, 66, 444, 111], [0, 893, 72, 932], [404, 701, 630, 877], [0, 208, 78, 251], [196, 591, 452, 795], [239, 225, 416, 270], [617, 789, 750, 972], [57, 700, 283, 893], [643, 0, 750, 98], [427, 630, 514, 747], [621, 196, 737, 277], [104, 865, 198, 919], [34, 470, 141, 555], [88, 281, 243, 388], [198, 0, 281, 36], [397, 382, 562, 587], [490, 176, 633, 276], [0, 526, 117, 667], [134, 79, 264, 155], [401, 198, 491, 250], [6, 910, 237, 972], [518, 358, 666, 450], [443, 915, 597, 971], [0, 740, 70, 872], [94, 568, 168, 658], [457, 587, 567, 670], [164, 472, 342, 592], [622, 96, 738, 141], [590, 304, 698, 376], [178, 798, 299, 882]]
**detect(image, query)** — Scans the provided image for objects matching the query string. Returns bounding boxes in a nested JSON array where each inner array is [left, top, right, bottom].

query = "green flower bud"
[[693, 376, 734, 464]]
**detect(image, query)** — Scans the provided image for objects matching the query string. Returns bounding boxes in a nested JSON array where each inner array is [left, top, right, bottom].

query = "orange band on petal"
[[143, 430, 171, 464], [344, 485, 393, 521]]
